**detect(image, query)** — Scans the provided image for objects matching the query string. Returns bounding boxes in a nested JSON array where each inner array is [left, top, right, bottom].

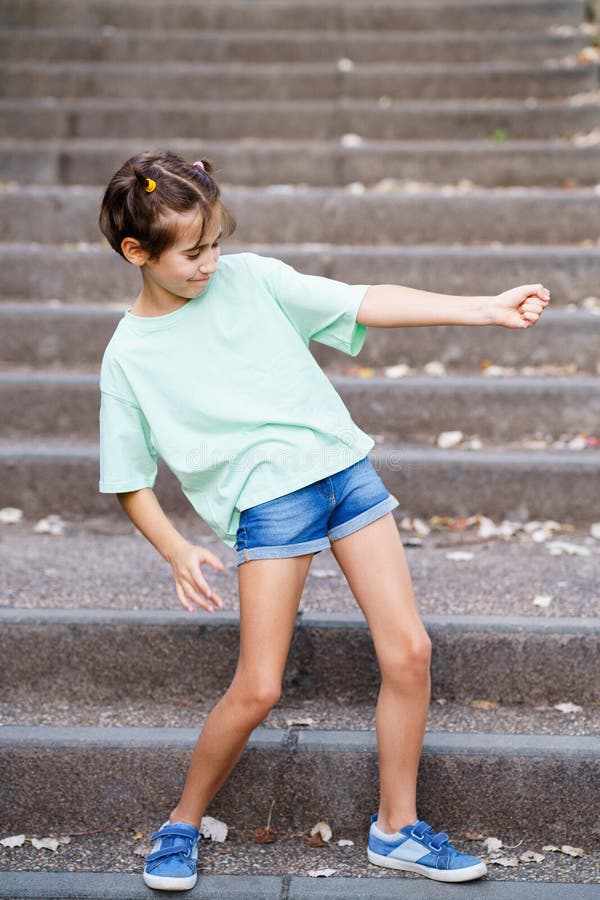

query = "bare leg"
[[330, 512, 432, 834], [169, 553, 314, 828]]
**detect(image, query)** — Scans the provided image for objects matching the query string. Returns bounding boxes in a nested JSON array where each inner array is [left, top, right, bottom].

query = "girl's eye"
[[187, 241, 219, 260]]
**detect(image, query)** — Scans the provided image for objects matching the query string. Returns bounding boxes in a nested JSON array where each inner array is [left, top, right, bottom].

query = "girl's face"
[[141, 207, 222, 302]]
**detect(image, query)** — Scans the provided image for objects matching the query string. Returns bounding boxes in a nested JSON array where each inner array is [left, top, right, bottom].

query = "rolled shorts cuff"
[[236, 535, 331, 566], [327, 493, 400, 541], [235, 493, 400, 566]]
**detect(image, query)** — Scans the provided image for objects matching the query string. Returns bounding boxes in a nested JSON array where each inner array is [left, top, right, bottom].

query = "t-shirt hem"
[[99, 479, 156, 493], [235, 440, 375, 512]]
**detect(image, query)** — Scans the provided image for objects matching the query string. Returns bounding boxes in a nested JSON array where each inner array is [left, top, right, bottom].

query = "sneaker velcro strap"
[[146, 845, 193, 864], [430, 831, 450, 851], [149, 825, 198, 843]]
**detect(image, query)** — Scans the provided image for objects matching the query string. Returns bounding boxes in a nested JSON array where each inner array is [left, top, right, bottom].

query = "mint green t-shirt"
[[99, 251, 375, 548]]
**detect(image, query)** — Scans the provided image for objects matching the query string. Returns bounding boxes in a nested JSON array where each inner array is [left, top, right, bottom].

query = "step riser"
[[0, 1, 586, 31], [2, 190, 599, 245], [2, 306, 599, 373], [0, 451, 597, 523], [1, 100, 599, 141], [2, 613, 597, 704], [1, 728, 597, 841], [1, 378, 598, 443], [3, 142, 599, 187], [0, 31, 588, 64], [2, 66, 595, 101], [1, 246, 597, 303]]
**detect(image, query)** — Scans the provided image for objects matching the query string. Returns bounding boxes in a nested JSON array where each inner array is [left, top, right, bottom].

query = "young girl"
[[98, 150, 550, 891]]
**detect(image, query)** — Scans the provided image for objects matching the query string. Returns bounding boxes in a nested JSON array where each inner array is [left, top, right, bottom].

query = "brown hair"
[[98, 150, 236, 261]]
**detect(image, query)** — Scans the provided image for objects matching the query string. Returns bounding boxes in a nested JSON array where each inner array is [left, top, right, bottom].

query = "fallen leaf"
[[0, 507, 23, 525], [547, 541, 590, 557], [553, 702, 583, 713], [464, 829, 485, 840], [560, 845, 584, 857], [533, 594, 553, 608], [32, 514, 65, 536], [31, 837, 60, 851], [520, 850, 545, 863], [470, 699, 500, 710], [337, 838, 354, 846], [445, 551, 474, 561], [285, 717, 314, 727], [199, 815, 227, 842], [489, 856, 519, 867], [308, 868, 336, 877], [483, 837, 503, 853], [337, 58, 355, 72], [310, 821, 333, 843], [0, 834, 26, 848], [253, 825, 278, 844]]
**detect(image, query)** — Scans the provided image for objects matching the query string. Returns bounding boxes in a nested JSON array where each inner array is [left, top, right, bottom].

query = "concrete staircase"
[[1, 1, 599, 897]]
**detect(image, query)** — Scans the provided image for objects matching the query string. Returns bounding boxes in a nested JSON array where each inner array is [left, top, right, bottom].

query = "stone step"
[[0, 27, 589, 64], [1, 304, 598, 374], [2, 61, 596, 101], [0, 442, 597, 522], [1, 244, 597, 303], [0, 0, 587, 32], [1, 372, 598, 443], [2, 512, 597, 618], [0, 872, 595, 900], [3, 185, 600, 245], [3, 138, 598, 187], [0, 724, 597, 841], [2, 96, 599, 141], [2, 608, 597, 704]]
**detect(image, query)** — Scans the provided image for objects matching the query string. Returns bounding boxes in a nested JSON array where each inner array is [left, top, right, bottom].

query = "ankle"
[[375, 814, 418, 834], [169, 809, 202, 830]]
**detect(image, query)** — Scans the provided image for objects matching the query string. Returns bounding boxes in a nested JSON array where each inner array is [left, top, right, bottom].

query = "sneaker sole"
[[367, 848, 488, 882], [142, 870, 198, 891]]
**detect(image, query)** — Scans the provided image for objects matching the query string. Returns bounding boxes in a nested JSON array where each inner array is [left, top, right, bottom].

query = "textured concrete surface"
[[0, 29, 590, 65], [2, 138, 600, 187], [0, 871, 599, 897], [0, 444, 598, 520], [2, 244, 599, 302], [2, 371, 598, 441], [1, 304, 598, 373], [0, 1, 587, 31], [1, 97, 598, 140], [3, 184, 600, 244], [2, 516, 598, 618], [2, 607, 598, 704], [0, 726, 598, 841]]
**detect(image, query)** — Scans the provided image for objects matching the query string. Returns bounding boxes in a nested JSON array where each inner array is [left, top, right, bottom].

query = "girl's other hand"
[[490, 283, 550, 329], [169, 541, 226, 614]]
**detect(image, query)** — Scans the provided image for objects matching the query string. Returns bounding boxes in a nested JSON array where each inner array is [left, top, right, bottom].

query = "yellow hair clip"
[[144, 177, 157, 193]]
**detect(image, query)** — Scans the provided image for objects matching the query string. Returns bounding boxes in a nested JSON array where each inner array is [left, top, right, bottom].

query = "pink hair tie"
[[193, 160, 205, 172]]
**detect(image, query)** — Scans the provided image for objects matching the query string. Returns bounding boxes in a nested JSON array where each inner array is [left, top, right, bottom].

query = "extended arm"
[[356, 282, 550, 329], [117, 487, 224, 613]]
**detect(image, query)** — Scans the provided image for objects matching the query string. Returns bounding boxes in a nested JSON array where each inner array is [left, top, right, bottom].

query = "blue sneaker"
[[368, 815, 487, 882], [142, 819, 200, 891]]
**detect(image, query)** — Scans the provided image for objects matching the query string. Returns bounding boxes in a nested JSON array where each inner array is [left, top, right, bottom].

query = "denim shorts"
[[235, 455, 399, 566]]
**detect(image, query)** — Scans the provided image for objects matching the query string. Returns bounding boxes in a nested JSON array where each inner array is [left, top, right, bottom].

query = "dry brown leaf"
[[470, 699, 500, 710], [253, 825, 278, 844]]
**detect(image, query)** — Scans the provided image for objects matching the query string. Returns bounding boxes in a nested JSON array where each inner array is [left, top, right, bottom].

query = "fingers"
[[173, 546, 226, 614], [178, 573, 224, 613]]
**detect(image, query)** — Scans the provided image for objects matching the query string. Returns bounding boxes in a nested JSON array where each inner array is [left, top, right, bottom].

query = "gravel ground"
[[0, 825, 598, 883], [1, 514, 599, 618], [1, 697, 598, 734]]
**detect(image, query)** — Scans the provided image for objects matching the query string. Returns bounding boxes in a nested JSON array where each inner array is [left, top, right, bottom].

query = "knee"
[[380, 634, 432, 685], [230, 677, 282, 720]]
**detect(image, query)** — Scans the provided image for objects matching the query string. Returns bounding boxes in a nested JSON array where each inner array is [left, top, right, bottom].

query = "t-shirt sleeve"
[[255, 254, 370, 356], [99, 390, 159, 493]]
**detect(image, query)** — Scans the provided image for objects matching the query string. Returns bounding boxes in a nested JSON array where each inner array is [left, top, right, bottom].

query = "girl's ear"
[[121, 237, 149, 267]]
